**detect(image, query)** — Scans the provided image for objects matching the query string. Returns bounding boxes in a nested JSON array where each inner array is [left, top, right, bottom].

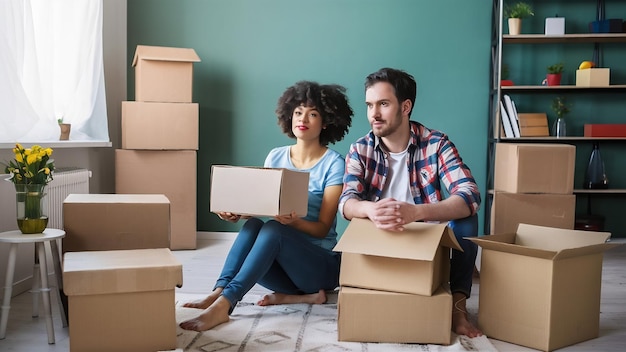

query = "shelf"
[[501, 85, 626, 93], [574, 189, 626, 194], [498, 137, 626, 142], [503, 33, 626, 44]]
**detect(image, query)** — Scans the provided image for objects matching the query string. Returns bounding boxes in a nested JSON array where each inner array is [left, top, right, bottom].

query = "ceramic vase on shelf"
[[583, 142, 609, 189], [15, 183, 48, 234], [508, 18, 522, 35]]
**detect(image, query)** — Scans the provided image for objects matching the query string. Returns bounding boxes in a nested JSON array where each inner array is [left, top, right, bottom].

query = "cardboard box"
[[576, 68, 610, 87], [115, 149, 197, 250], [210, 165, 309, 217], [490, 192, 575, 235], [518, 113, 549, 137], [132, 45, 201, 103], [584, 123, 626, 137], [494, 143, 575, 194], [122, 101, 199, 150], [470, 224, 621, 351], [338, 285, 451, 344], [333, 218, 461, 296], [63, 248, 183, 352], [63, 194, 171, 253]]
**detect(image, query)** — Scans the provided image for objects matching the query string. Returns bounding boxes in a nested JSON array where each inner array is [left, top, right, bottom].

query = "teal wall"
[[127, 0, 492, 234]]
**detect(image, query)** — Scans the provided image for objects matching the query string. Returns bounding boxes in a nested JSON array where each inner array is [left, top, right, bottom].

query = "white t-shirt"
[[380, 147, 415, 204]]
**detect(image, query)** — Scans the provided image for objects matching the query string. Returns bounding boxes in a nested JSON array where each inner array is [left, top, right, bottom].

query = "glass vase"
[[15, 184, 48, 234], [583, 142, 609, 189], [552, 117, 567, 137]]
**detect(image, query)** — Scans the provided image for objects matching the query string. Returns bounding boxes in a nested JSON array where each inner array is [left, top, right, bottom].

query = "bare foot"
[[257, 289, 327, 306], [452, 293, 482, 338], [182, 288, 223, 309], [179, 296, 231, 331]]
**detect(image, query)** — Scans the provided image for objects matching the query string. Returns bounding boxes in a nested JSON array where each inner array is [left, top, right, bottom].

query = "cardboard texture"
[[115, 149, 197, 250], [470, 224, 621, 351], [337, 285, 452, 344], [576, 68, 610, 87], [122, 101, 199, 150], [132, 45, 201, 103], [63, 248, 183, 352], [210, 165, 309, 217], [63, 193, 171, 253], [490, 192, 575, 235], [518, 113, 549, 137], [333, 218, 461, 296], [584, 123, 626, 137], [494, 143, 575, 194]]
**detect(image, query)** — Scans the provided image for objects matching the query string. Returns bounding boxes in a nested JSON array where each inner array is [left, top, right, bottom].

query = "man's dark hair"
[[276, 81, 353, 146], [365, 68, 417, 117]]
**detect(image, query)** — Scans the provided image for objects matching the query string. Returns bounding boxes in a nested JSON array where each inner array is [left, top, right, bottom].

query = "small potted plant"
[[551, 96, 570, 137], [58, 117, 71, 140], [501, 63, 514, 86], [545, 62, 564, 86], [505, 2, 534, 35]]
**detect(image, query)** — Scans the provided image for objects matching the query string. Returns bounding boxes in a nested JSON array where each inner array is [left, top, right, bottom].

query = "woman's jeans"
[[215, 218, 340, 312], [448, 215, 479, 298]]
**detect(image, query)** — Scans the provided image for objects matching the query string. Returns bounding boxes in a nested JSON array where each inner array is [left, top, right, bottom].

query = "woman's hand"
[[216, 212, 241, 223], [273, 211, 299, 225]]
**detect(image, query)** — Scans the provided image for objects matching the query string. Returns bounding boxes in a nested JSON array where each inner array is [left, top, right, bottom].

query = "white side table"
[[0, 228, 67, 344]]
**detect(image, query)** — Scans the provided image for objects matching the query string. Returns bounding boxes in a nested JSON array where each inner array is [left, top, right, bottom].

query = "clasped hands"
[[368, 198, 418, 231]]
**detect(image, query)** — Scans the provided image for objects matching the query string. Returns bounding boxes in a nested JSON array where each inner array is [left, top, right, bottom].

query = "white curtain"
[[0, 0, 109, 142]]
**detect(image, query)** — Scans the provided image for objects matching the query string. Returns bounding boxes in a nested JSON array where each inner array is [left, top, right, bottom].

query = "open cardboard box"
[[334, 218, 461, 296], [210, 165, 309, 217], [470, 224, 621, 351]]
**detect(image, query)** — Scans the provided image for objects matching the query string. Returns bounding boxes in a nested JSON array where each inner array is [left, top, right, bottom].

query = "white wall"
[[0, 0, 126, 297]]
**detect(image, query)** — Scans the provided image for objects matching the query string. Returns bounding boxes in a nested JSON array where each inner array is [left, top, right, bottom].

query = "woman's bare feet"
[[182, 288, 223, 309], [257, 289, 327, 306], [179, 296, 231, 331], [451, 293, 482, 338]]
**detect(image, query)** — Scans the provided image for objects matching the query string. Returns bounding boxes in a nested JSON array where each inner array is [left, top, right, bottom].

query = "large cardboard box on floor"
[[63, 193, 171, 253], [116, 149, 197, 249], [490, 191, 575, 234], [210, 165, 309, 217], [470, 224, 621, 351], [338, 285, 452, 344], [494, 143, 575, 194], [122, 101, 199, 150], [333, 218, 461, 296], [63, 248, 183, 352], [132, 45, 201, 103]]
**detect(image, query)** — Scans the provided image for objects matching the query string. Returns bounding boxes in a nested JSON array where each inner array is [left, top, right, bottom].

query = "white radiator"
[[46, 168, 91, 229]]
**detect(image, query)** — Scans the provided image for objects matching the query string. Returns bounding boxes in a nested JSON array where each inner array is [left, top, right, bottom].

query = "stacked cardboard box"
[[116, 45, 201, 250], [333, 218, 460, 345], [491, 143, 577, 234]]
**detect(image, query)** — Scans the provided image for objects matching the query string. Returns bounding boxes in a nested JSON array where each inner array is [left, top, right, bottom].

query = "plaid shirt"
[[339, 121, 481, 219]]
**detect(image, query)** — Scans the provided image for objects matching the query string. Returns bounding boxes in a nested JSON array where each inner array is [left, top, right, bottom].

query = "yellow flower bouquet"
[[3, 144, 56, 233]]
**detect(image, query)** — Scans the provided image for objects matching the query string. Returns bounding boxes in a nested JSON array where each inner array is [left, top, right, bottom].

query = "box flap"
[[469, 223, 618, 260], [132, 45, 201, 66], [334, 218, 461, 261]]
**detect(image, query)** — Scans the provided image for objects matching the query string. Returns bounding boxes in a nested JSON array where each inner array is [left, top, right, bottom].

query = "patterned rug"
[[168, 293, 498, 352]]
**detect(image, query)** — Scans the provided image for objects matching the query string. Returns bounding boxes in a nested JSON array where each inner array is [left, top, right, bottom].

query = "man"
[[339, 67, 482, 337]]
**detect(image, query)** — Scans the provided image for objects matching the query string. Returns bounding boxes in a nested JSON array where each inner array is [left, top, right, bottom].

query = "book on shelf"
[[500, 101, 515, 138], [503, 95, 520, 138]]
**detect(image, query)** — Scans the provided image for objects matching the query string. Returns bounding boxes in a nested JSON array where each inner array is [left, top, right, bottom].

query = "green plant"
[[547, 62, 564, 74], [501, 64, 510, 80], [57, 117, 63, 124], [505, 2, 534, 19], [552, 97, 571, 118]]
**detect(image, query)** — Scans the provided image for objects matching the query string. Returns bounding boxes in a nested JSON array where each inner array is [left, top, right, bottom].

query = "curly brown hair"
[[275, 81, 353, 146]]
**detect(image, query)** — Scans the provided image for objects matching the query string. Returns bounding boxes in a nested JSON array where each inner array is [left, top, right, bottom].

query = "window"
[[0, 0, 109, 143]]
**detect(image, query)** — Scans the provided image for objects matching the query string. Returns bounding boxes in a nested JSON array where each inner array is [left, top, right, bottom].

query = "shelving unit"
[[486, 0, 626, 235]]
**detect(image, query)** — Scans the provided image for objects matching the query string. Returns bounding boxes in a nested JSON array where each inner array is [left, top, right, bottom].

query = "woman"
[[179, 81, 353, 331]]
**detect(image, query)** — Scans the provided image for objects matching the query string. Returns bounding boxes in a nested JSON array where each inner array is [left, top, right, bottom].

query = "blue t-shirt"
[[264, 146, 344, 250]]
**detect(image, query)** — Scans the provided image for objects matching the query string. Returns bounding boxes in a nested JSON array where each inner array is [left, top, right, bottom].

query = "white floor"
[[0, 233, 624, 351]]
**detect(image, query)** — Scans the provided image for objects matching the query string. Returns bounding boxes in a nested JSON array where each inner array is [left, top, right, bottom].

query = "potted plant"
[[58, 117, 71, 140], [545, 62, 564, 86], [551, 96, 570, 137], [501, 63, 514, 86], [505, 2, 534, 35]]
